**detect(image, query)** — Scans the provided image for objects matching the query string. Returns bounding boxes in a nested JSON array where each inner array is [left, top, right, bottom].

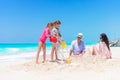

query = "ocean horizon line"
[[0, 42, 95, 44]]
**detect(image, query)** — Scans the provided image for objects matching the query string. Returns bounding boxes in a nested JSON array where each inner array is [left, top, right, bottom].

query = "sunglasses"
[[77, 37, 82, 39]]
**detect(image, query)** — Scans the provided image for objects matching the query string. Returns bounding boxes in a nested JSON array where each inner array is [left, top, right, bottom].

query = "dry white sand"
[[0, 47, 120, 80]]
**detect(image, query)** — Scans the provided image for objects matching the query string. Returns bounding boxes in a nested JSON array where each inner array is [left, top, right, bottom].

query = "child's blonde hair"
[[46, 22, 54, 28]]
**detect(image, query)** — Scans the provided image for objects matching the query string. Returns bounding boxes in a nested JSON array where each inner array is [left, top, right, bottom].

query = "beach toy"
[[66, 57, 71, 64], [50, 36, 57, 43], [61, 41, 67, 49]]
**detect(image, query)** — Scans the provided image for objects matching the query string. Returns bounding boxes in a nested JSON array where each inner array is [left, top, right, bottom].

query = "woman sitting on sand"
[[92, 33, 112, 59]]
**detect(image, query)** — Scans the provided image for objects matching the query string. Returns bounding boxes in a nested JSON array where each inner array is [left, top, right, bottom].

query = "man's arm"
[[69, 50, 73, 57], [82, 42, 86, 54]]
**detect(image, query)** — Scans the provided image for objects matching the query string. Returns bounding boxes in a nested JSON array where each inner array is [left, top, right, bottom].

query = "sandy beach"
[[1, 0, 120, 80], [0, 47, 120, 80]]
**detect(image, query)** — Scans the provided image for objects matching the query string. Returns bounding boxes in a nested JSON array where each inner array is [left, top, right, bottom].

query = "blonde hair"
[[46, 22, 54, 28]]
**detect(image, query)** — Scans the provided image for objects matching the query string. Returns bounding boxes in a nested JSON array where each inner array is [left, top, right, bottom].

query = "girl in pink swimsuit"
[[92, 33, 112, 59], [36, 23, 53, 64]]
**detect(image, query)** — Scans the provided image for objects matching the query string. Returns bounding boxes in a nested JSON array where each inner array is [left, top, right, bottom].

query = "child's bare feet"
[[49, 60, 55, 62], [56, 59, 61, 61], [36, 61, 39, 64], [42, 60, 47, 63]]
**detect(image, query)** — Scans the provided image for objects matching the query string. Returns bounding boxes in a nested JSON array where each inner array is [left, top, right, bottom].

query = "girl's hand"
[[47, 34, 51, 37], [58, 40, 61, 44], [53, 34, 57, 37], [50, 35, 56, 38]]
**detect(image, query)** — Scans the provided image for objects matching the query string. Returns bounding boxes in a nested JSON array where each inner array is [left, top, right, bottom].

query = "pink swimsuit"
[[39, 28, 50, 43]]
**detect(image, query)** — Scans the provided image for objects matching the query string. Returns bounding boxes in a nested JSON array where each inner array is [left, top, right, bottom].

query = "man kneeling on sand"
[[69, 33, 85, 57]]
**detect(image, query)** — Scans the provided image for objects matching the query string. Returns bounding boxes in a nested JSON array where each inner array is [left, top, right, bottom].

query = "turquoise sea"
[[0, 43, 93, 62]]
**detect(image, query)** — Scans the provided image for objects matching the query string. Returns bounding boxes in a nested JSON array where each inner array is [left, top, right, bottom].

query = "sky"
[[0, 0, 120, 44]]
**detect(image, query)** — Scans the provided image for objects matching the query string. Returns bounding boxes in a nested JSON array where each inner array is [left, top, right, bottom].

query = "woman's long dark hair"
[[100, 33, 110, 50]]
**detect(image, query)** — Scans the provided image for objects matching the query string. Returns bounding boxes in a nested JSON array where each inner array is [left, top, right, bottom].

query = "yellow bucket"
[[66, 57, 71, 64], [61, 41, 67, 49]]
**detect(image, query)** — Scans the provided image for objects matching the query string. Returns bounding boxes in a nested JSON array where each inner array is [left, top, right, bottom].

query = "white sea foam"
[[6, 48, 20, 52], [0, 52, 35, 62], [0, 49, 52, 62]]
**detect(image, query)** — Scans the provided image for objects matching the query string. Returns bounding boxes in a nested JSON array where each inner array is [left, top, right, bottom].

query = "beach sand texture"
[[0, 47, 120, 80]]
